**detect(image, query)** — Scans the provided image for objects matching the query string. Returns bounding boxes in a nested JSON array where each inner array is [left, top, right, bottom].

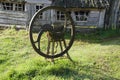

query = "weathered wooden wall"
[[0, 11, 27, 27], [110, 0, 120, 27], [74, 10, 105, 28], [0, 0, 51, 28], [104, 0, 120, 28]]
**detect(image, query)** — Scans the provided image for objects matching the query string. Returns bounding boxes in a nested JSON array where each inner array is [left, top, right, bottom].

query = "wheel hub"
[[42, 23, 64, 41]]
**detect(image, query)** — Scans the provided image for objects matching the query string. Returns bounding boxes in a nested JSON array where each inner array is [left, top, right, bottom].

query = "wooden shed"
[[51, 0, 109, 28], [0, 0, 109, 28]]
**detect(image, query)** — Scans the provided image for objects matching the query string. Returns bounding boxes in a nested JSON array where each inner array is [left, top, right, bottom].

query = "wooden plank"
[[66, 8, 104, 11], [0, 18, 26, 25], [75, 21, 97, 26], [88, 17, 99, 22], [89, 13, 99, 17], [0, 11, 26, 17]]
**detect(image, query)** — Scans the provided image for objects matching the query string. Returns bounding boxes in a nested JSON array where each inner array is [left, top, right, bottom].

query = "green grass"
[[0, 29, 120, 80]]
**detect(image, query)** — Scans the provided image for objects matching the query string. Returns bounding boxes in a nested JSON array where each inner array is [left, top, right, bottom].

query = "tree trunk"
[[104, 0, 120, 29]]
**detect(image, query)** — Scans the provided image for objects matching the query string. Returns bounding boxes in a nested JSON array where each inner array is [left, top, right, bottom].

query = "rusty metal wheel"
[[29, 6, 75, 58]]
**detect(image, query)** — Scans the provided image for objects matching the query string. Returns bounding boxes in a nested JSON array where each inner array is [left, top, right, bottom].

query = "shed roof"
[[51, 0, 109, 9], [0, 0, 25, 3]]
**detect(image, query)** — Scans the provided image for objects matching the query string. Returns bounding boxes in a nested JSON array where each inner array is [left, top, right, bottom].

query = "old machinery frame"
[[29, 6, 75, 59]]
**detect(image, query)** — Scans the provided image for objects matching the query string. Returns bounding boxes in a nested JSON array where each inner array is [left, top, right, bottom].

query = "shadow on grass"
[[0, 59, 8, 64], [6, 60, 120, 80], [39, 61, 120, 80], [44, 67, 94, 80]]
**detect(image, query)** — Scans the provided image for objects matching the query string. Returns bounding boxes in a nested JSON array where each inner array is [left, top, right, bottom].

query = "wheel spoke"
[[47, 40, 51, 55], [52, 41, 55, 56], [63, 39, 67, 48], [33, 41, 38, 43], [59, 41, 63, 52]]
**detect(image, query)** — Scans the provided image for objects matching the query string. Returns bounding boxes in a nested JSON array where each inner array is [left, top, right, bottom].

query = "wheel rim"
[[29, 6, 75, 58]]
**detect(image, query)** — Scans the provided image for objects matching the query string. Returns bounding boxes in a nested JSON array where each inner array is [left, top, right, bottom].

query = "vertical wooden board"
[[0, 3, 2, 10], [98, 10, 105, 28]]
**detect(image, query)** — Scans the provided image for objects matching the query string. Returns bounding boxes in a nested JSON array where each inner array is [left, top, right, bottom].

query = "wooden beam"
[[0, 0, 26, 3], [66, 8, 105, 11]]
